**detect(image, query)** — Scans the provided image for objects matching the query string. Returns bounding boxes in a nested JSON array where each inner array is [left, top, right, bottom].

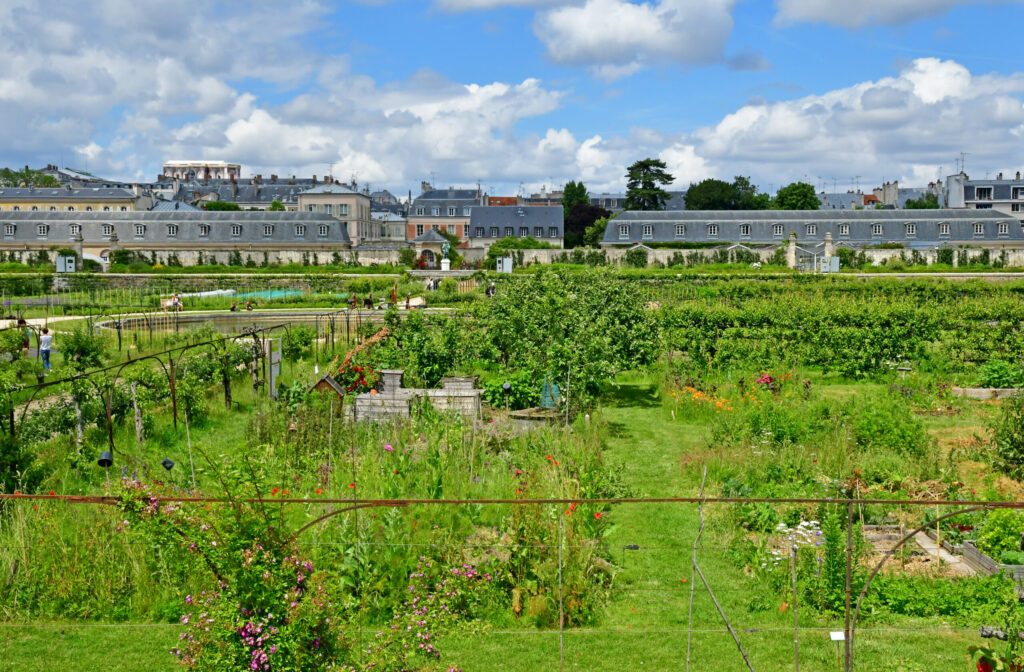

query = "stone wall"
[[351, 371, 480, 422]]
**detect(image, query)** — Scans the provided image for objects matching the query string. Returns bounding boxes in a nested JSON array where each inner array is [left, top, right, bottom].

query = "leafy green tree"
[[773, 182, 819, 210], [686, 177, 771, 210], [583, 217, 610, 247], [624, 158, 674, 211], [561, 180, 589, 219], [564, 203, 610, 248], [268, 199, 285, 211], [684, 178, 736, 210], [0, 166, 60, 188], [904, 192, 939, 209], [203, 200, 241, 211]]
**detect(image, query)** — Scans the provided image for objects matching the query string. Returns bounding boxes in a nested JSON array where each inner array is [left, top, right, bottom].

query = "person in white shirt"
[[39, 328, 52, 371]]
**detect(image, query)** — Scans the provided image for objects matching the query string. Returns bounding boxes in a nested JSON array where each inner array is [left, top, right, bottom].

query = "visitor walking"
[[17, 318, 29, 356], [39, 328, 52, 371]]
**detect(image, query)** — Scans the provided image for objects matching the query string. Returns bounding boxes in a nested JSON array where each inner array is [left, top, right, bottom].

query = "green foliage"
[[268, 199, 285, 211], [992, 394, 1024, 480], [773, 182, 819, 210], [561, 180, 589, 219], [849, 394, 931, 458], [975, 509, 1024, 561], [622, 246, 648, 268], [978, 360, 1024, 388], [0, 166, 60, 188], [481, 369, 541, 410], [282, 325, 316, 361], [565, 203, 610, 248], [61, 326, 108, 369], [904, 192, 939, 209], [486, 236, 553, 268], [685, 176, 770, 210], [583, 216, 609, 247], [624, 158, 674, 211], [398, 247, 417, 267], [201, 200, 241, 211]]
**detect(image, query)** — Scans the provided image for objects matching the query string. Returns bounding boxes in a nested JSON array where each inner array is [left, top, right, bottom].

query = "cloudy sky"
[[1, 0, 1023, 196]]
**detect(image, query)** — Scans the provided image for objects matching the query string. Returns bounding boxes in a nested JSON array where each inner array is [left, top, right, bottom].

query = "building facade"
[[296, 183, 374, 245], [602, 209, 1024, 247], [0, 186, 143, 212], [468, 206, 564, 249], [946, 172, 1024, 221], [162, 160, 242, 181], [406, 187, 483, 244], [0, 211, 352, 266]]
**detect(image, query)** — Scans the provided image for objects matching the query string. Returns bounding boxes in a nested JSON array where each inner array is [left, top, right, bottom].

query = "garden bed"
[[951, 387, 1021, 400], [924, 527, 963, 555], [962, 541, 1024, 579]]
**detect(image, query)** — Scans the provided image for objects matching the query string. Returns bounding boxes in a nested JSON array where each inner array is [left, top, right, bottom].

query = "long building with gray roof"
[[602, 209, 1023, 247]]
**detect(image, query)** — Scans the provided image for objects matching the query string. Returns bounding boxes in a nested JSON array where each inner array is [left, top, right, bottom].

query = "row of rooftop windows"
[[3, 223, 333, 240], [0, 205, 129, 212], [414, 206, 473, 217], [473, 226, 560, 238], [973, 187, 1024, 201], [620, 222, 1016, 240]]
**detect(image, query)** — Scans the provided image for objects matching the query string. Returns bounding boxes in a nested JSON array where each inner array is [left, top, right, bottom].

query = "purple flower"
[[384, 443, 394, 453]]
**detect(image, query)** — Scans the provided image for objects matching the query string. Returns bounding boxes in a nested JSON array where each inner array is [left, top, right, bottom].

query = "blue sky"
[[1, 0, 1023, 195]]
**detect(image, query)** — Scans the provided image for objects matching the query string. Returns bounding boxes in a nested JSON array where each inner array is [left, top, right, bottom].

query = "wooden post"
[[130, 382, 144, 444]]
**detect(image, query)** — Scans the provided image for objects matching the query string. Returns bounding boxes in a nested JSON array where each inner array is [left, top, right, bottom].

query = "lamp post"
[[502, 382, 511, 412]]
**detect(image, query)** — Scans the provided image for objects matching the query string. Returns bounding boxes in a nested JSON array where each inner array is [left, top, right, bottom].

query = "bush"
[[993, 394, 1024, 480], [622, 247, 648, 268], [849, 396, 931, 458], [975, 509, 1024, 562], [978, 360, 1023, 388], [61, 326, 108, 369], [282, 325, 316, 361]]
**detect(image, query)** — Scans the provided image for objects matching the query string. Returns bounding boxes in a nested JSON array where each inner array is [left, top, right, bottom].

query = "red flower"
[[13, 491, 21, 496], [680, 578, 688, 584], [594, 512, 603, 520], [315, 488, 323, 495], [545, 454, 553, 461], [282, 489, 289, 495], [348, 482, 356, 489], [564, 502, 577, 516], [48, 490, 55, 496], [270, 487, 280, 496], [514, 469, 522, 476]]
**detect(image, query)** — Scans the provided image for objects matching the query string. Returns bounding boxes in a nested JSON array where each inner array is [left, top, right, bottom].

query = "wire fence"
[[0, 491, 1017, 671]]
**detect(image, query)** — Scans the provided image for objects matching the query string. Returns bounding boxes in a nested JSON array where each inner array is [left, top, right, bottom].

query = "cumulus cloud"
[[688, 57, 1024, 186], [437, 0, 563, 9], [535, 0, 734, 79], [774, 0, 1022, 28]]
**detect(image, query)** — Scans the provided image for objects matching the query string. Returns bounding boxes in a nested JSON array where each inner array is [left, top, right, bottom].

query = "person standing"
[[39, 328, 52, 371], [17, 318, 29, 356]]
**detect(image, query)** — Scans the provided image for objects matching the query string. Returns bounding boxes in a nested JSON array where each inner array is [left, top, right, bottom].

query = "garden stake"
[[845, 501, 853, 672], [558, 509, 565, 672], [685, 467, 706, 672], [792, 544, 799, 672]]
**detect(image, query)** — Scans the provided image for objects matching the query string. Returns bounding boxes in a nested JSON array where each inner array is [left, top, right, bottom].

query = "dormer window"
[[102, 224, 113, 237], [295, 224, 306, 237], [805, 224, 817, 236], [134, 224, 146, 237], [70, 224, 81, 236], [167, 224, 178, 237], [318, 225, 329, 237], [199, 224, 210, 237], [4, 224, 15, 236], [37, 224, 49, 237]]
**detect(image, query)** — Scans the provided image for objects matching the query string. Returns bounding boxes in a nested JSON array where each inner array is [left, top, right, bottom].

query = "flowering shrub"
[[118, 478, 349, 671]]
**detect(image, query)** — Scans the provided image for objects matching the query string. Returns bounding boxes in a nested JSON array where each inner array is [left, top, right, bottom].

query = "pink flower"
[[384, 443, 394, 453]]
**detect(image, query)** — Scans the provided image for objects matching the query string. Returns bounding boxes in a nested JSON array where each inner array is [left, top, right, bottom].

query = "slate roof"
[[601, 209, 1023, 246], [300, 183, 364, 196], [150, 200, 201, 212], [413, 229, 449, 243], [416, 188, 480, 202], [468, 205, 562, 231], [0, 187, 137, 201]]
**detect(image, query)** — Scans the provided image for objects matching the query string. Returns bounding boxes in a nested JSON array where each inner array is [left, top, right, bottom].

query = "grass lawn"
[[0, 379, 992, 670]]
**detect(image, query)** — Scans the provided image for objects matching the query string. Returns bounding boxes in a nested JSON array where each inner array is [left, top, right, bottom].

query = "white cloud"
[[535, 0, 734, 79], [774, 0, 1022, 28], [437, 0, 563, 9]]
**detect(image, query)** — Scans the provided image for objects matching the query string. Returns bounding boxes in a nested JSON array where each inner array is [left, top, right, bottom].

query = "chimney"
[[271, 174, 278, 183], [255, 174, 262, 185], [998, 172, 1004, 180], [289, 175, 296, 185], [421, 181, 432, 194], [1017, 171, 1021, 180], [312, 175, 317, 185]]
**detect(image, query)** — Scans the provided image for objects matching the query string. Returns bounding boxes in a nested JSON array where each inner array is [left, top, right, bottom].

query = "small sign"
[[829, 631, 845, 642]]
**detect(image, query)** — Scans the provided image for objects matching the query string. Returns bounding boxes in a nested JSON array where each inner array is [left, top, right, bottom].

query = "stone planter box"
[[509, 407, 562, 432], [951, 387, 1022, 400], [440, 376, 477, 393], [962, 541, 1024, 579], [924, 527, 962, 555]]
